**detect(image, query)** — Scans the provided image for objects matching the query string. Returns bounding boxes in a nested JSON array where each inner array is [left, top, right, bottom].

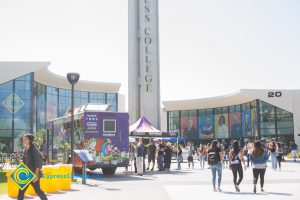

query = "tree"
[[33, 129, 46, 149]]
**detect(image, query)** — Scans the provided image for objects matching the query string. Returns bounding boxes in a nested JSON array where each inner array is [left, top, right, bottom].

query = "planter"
[[0, 171, 7, 183]]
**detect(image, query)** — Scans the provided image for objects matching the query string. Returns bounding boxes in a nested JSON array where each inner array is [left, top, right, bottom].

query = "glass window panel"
[[206, 108, 214, 115], [15, 74, 32, 81], [47, 86, 58, 121], [222, 107, 228, 114], [260, 128, 276, 136], [198, 109, 205, 116], [260, 121, 275, 129], [180, 110, 189, 117], [251, 100, 256, 109], [215, 108, 221, 115], [0, 80, 13, 131], [0, 137, 13, 152], [81, 91, 88, 99], [278, 128, 294, 135], [0, 130, 12, 137]]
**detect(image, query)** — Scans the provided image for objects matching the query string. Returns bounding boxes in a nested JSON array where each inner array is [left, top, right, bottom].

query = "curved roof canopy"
[[0, 62, 120, 93]]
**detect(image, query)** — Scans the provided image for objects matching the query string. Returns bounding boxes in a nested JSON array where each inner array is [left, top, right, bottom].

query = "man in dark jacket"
[[17, 134, 48, 200], [146, 141, 157, 171]]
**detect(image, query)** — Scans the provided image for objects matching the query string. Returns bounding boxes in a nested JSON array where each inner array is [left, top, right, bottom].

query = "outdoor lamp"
[[67, 72, 80, 181], [67, 73, 80, 85]]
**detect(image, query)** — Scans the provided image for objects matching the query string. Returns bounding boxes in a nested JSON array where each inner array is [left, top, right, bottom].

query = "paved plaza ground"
[[1, 160, 300, 200]]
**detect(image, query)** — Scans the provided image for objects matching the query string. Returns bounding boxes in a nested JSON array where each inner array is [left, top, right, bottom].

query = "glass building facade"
[[0, 73, 118, 152], [167, 100, 294, 144]]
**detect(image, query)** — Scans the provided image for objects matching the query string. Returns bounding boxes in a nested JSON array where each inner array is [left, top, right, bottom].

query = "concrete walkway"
[[1, 160, 300, 200]]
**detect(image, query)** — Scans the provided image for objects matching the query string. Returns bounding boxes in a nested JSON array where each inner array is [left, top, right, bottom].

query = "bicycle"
[[10, 152, 21, 168], [0, 152, 8, 169]]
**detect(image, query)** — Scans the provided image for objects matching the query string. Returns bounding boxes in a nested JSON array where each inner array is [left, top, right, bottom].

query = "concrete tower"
[[128, 0, 161, 128]]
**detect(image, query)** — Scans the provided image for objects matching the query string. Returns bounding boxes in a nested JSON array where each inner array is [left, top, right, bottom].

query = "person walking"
[[246, 140, 254, 167], [290, 140, 298, 162], [164, 143, 173, 172], [268, 141, 277, 170], [146, 141, 157, 171], [229, 140, 246, 192], [157, 140, 165, 171], [207, 140, 223, 192], [136, 138, 145, 176], [206, 143, 211, 169], [17, 134, 48, 200], [251, 141, 269, 193], [276, 142, 283, 170], [175, 145, 182, 170], [187, 142, 194, 169], [198, 144, 206, 169]]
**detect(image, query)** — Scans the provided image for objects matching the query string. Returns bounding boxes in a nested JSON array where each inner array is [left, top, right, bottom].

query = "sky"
[[0, 0, 300, 103]]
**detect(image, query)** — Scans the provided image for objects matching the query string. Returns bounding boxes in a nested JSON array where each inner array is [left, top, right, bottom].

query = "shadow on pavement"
[[265, 192, 293, 196], [82, 183, 122, 191], [223, 191, 292, 196]]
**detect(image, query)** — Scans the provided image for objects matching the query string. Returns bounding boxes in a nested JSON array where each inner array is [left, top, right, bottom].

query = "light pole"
[[67, 72, 80, 180]]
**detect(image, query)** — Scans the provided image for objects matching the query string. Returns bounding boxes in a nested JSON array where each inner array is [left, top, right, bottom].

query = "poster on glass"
[[229, 112, 242, 138], [198, 115, 214, 139], [242, 110, 251, 137], [180, 116, 198, 140], [215, 114, 229, 139]]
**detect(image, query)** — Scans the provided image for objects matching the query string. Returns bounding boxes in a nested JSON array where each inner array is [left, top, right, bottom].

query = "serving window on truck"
[[103, 119, 116, 133]]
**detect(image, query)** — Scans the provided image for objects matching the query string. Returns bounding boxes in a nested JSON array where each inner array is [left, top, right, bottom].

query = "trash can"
[[58, 164, 72, 190], [41, 166, 58, 193], [6, 169, 19, 198]]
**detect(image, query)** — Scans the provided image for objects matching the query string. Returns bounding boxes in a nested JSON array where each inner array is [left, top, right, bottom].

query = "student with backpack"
[[207, 140, 223, 192], [229, 140, 247, 192]]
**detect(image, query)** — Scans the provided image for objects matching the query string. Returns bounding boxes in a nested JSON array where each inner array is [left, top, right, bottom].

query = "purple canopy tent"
[[129, 116, 162, 137], [129, 116, 178, 137]]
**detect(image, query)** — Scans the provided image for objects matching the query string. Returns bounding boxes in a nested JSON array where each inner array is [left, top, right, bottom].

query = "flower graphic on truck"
[[83, 138, 126, 165]]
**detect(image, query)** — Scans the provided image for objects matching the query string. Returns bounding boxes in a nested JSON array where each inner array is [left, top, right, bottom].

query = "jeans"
[[211, 162, 222, 189], [136, 157, 143, 174], [177, 156, 181, 169], [231, 164, 243, 186], [18, 180, 48, 200], [199, 154, 206, 169], [253, 168, 266, 188], [276, 155, 282, 169], [270, 153, 277, 170], [157, 155, 164, 171]]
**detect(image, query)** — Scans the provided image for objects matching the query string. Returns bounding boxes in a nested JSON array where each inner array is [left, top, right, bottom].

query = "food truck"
[[46, 104, 129, 175]]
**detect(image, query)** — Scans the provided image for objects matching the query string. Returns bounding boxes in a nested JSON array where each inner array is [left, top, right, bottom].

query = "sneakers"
[[235, 185, 240, 192], [217, 188, 222, 192], [261, 188, 265, 192]]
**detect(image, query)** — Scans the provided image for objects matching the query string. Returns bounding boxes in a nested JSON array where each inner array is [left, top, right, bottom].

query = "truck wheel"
[[88, 166, 97, 171], [101, 167, 117, 176], [74, 167, 82, 174]]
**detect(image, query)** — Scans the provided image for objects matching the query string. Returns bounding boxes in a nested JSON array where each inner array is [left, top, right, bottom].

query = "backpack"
[[230, 150, 241, 165], [208, 150, 218, 165]]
